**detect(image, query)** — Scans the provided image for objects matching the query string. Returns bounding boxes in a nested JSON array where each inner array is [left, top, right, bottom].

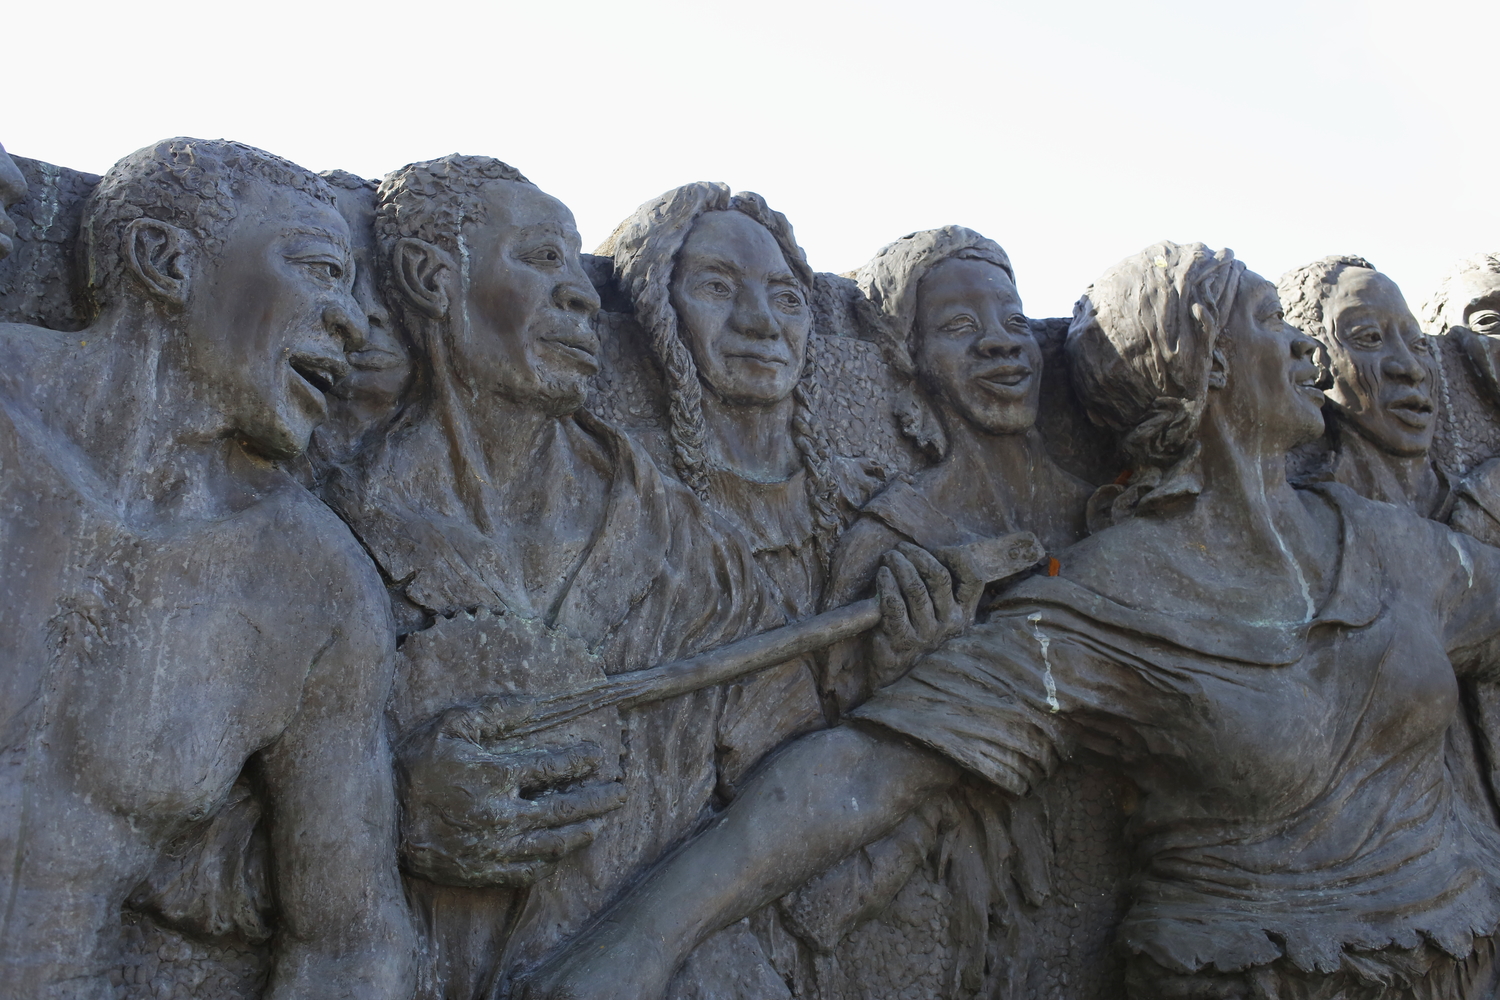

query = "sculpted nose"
[[974, 325, 1025, 359], [325, 300, 369, 353], [731, 286, 778, 339], [1290, 333, 1319, 361], [1383, 339, 1428, 383], [554, 276, 601, 318]]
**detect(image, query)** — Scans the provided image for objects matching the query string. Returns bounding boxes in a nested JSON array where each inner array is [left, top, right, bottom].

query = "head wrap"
[[1067, 240, 1245, 520]]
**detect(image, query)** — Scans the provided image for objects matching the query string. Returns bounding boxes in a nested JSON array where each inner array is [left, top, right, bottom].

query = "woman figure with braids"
[[525, 242, 1500, 1000], [600, 183, 881, 620]]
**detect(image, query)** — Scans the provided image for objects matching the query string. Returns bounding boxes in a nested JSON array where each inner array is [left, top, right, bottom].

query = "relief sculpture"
[[4, 133, 1500, 1000]]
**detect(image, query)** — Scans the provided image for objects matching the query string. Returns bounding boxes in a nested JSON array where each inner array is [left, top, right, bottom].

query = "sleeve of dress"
[[1439, 519, 1500, 680], [852, 606, 1176, 797]]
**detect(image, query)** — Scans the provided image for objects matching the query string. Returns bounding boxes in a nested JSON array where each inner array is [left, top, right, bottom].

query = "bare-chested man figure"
[[0, 138, 413, 999]]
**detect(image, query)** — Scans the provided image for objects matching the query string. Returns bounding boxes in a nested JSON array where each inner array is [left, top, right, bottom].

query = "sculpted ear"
[[392, 237, 455, 319], [124, 218, 192, 307]]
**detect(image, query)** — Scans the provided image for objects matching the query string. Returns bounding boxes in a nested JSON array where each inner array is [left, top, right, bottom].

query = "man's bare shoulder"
[[241, 476, 393, 629]]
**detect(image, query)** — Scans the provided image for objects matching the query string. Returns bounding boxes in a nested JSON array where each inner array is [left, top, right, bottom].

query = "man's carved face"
[[914, 256, 1041, 435], [184, 180, 367, 460], [1321, 269, 1436, 457], [0, 143, 29, 260], [456, 183, 601, 416], [1446, 268, 1500, 406], [326, 183, 408, 426], [670, 210, 811, 406]]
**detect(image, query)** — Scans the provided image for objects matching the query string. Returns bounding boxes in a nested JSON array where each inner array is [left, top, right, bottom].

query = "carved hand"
[[870, 542, 980, 688], [396, 694, 627, 888]]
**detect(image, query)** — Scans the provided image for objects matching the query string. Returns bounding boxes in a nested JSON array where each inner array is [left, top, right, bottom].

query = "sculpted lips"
[[1293, 362, 1325, 404], [974, 363, 1032, 391], [1386, 390, 1434, 427], [289, 352, 351, 404], [540, 332, 601, 373], [726, 351, 789, 367]]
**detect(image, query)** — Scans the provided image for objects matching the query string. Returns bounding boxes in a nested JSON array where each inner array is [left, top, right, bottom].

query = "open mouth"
[[289, 354, 350, 397], [1292, 364, 1324, 401], [975, 365, 1032, 390], [1387, 396, 1434, 425]]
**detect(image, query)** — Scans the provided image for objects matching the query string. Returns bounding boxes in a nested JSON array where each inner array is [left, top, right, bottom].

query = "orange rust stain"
[[1047, 558, 1061, 577]]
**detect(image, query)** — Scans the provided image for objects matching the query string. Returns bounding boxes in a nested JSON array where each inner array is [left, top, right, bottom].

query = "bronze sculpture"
[[0, 138, 413, 999], [6, 130, 1500, 999], [521, 242, 1500, 1000]]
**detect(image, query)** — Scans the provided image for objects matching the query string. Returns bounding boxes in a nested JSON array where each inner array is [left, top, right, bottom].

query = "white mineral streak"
[[1028, 612, 1060, 713]]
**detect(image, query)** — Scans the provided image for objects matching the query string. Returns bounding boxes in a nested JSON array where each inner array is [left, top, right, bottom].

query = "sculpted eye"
[[1347, 326, 1382, 348], [521, 245, 564, 267], [302, 259, 345, 282], [700, 279, 732, 298], [774, 290, 804, 310], [1412, 337, 1432, 354], [1006, 315, 1030, 333], [941, 315, 978, 334], [1471, 311, 1500, 335]]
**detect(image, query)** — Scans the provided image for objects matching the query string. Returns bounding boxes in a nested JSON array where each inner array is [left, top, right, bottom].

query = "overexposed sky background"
[[6, 0, 1495, 318]]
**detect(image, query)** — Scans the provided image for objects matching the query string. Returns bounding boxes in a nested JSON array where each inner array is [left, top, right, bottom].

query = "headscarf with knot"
[[1067, 240, 1245, 523], [853, 225, 1015, 377]]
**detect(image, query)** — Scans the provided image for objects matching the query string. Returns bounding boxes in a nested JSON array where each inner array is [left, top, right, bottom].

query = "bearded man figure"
[[320, 155, 951, 1000]]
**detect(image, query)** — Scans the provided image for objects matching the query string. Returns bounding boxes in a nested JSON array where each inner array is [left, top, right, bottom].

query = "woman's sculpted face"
[[914, 256, 1041, 435], [670, 210, 811, 406], [1217, 272, 1327, 451]]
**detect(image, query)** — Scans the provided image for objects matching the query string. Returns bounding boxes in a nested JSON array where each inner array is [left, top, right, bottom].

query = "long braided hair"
[[600, 183, 843, 553]]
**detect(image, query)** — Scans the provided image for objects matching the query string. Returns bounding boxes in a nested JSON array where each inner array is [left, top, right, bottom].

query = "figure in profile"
[[325, 156, 952, 1000], [0, 138, 413, 998], [524, 241, 1500, 1000], [600, 183, 881, 620], [303, 169, 411, 473], [1277, 255, 1444, 514]]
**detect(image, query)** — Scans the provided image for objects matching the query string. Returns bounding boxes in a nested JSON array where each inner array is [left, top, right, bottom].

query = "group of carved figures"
[[6, 136, 1500, 1000]]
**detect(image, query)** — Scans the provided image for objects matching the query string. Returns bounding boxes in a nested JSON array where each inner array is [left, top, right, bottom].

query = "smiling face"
[[0, 142, 29, 260], [183, 180, 367, 460], [1320, 268, 1435, 457], [1218, 273, 1327, 452], [670, 210, 811, 406], [454, 182, 601, 415], [913, 256, 1041, 435]]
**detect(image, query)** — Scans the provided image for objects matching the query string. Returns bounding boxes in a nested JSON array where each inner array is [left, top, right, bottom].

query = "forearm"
[[615, 725, 956, 960], [260, 727, 414, 998]]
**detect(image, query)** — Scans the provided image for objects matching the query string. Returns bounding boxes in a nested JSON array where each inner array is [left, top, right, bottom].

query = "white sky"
[[6, 0, 1496, 318]]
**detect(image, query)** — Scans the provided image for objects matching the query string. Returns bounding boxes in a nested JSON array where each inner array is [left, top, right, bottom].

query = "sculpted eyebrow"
[[283, 227, 350, 252], [684, 256, 743, 277]]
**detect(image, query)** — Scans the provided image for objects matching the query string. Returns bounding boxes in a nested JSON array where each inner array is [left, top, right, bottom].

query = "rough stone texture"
[[6, 142, 1500, 1000], [0, 154, 98, 330]]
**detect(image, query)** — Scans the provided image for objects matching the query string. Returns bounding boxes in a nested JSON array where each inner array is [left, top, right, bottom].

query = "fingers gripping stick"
[[504, 531, 1044, 740]]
